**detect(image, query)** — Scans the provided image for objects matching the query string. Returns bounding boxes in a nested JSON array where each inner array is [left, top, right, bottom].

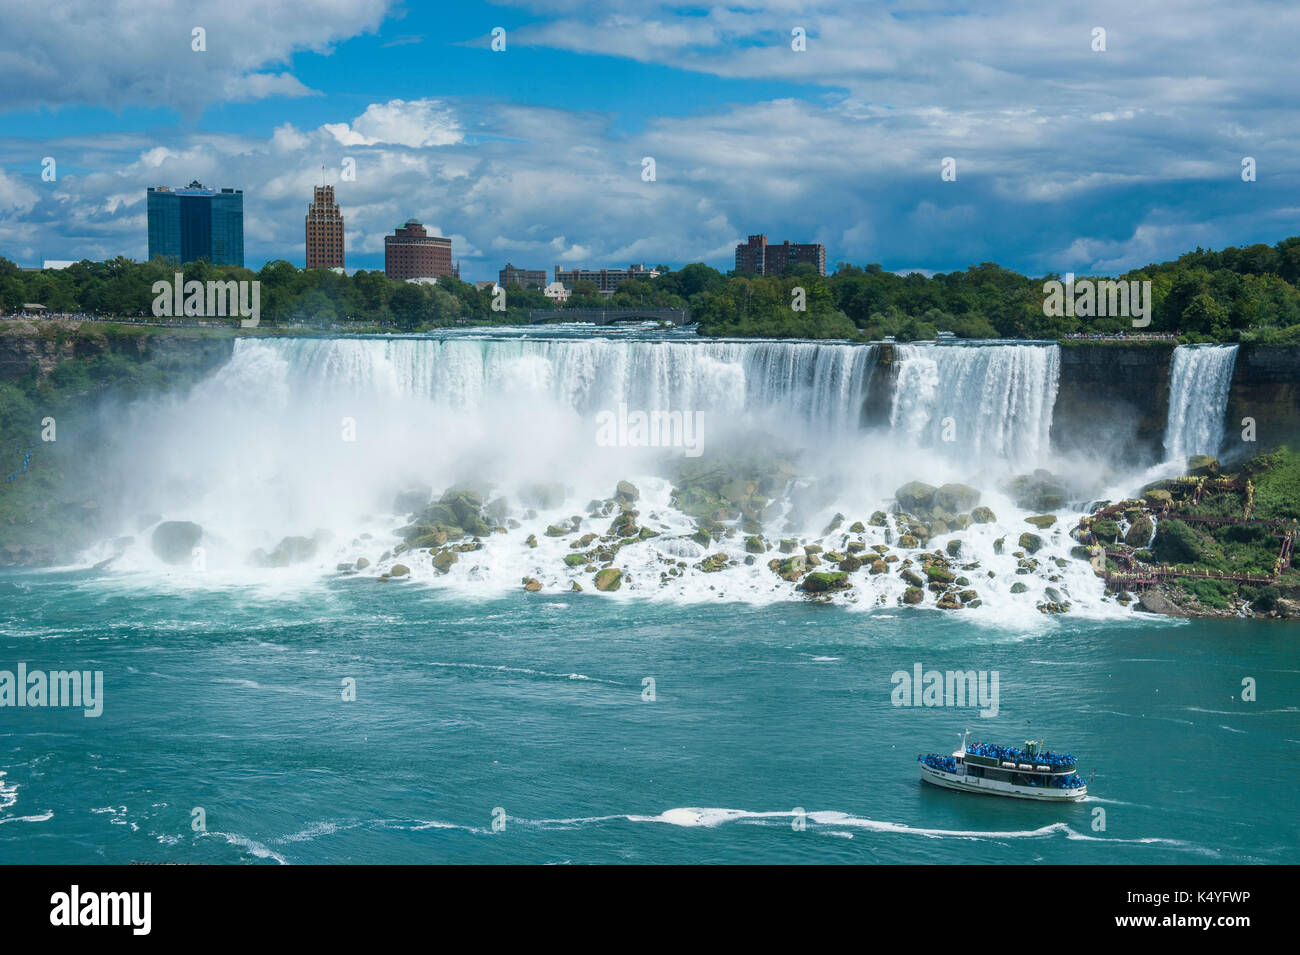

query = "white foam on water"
[[204, 830, 290, 865], [0, 811, 54, 825]]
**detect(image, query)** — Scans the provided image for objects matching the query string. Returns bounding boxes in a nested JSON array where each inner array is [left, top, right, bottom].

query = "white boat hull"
[[920, 764, 1087, 802]]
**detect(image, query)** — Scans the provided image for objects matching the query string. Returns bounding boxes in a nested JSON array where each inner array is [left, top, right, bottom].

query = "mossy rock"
[[408, 528, 451, 549], [1187, 455, 1219, 477], [779, 538, 799, 554], [615, 480, 640, 503], [802, 571, 850, 593], [849, 521, 866, 533], [993, 537, 1005, 555], [355, 557, 370, 570], [1018, 532, 1045, 554], [522, 577, 541, 591], [901, 568, 924, 587], [1069, 545, 1092, 561], [777, 556, 807, 581], [868, 511, 888, 527], [895, 481, 937, 514], [869, 559, 888, 575], [745, 536, 766, 554], [698, 553, 730, 573], [431, 550, 459, 573], [838, 555, 863, 572], [526, 534, 538, 548], [934, 483, 980, 513], [1092, 520, 1120, 543], [594, 568, 623, 591], [898, 533, 919, 549], [1124, 516, 1154, 547], [902, 586, 924, 605], [1024, 514, 1057, 529], [1010, 581, 1029, 594], [423, 488, 492, 537], [1009, 471, 1069, 511], [1143, 489, 1173, 506], [971, 506, 997, 524], [946, 539, 962, 558], [390, 563, 410, 577], [564, 553, 587, 567], [925, 564, 955, 584], [261, 535, 317, 567], [151, 520, 203, 564]]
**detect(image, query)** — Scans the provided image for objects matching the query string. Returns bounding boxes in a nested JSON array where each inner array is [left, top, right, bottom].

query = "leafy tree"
[[389, 283, 427, 331]]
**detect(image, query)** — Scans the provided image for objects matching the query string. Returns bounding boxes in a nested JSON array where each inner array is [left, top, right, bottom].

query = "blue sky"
[[1, 0, 1297, 282]]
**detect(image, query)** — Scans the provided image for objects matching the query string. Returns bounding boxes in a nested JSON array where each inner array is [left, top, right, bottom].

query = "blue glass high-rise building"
[[146, 180, 244, 266]]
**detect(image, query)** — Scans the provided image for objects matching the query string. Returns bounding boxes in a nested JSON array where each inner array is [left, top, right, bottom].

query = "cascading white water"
[[1163, 344, 1239, 462], [260, 336, 876, 429], [888, 343, 1060, 469], [83, 333, 1125, 625]]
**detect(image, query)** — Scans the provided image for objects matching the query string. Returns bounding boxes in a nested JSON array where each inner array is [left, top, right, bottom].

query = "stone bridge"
[[527, 307, 691, 326]]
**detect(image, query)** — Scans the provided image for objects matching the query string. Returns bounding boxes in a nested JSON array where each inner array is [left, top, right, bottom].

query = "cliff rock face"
[[0, 322, 235, 383], [0, 324, 80, 380], [1052, 345, 1172, 466], [860, 342, 896, 428], [1224, 345, 1300, 462]]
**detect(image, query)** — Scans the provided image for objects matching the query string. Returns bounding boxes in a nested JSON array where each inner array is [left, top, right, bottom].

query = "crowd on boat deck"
[[1013, 772, 1088, 789], [967, 742, 1075, 766], [918, 754, 959, 773]]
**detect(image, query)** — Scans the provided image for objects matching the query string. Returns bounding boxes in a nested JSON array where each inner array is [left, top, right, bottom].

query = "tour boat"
[[918, 731, 1088, 801]]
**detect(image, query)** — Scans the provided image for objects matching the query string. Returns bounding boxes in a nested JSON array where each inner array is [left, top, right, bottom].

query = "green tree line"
[[4, 235, 1300, 341]]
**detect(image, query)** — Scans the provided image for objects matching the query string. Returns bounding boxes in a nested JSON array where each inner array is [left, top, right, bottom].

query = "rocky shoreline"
[[12, 442, 1300, 623]]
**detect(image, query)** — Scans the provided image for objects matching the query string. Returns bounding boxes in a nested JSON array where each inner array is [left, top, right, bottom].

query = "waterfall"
[[888, 343, 1060, 468], [235, 336, 877, 432], [1163, 344, 1238, 462], [84, 332, 1122, 621]]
